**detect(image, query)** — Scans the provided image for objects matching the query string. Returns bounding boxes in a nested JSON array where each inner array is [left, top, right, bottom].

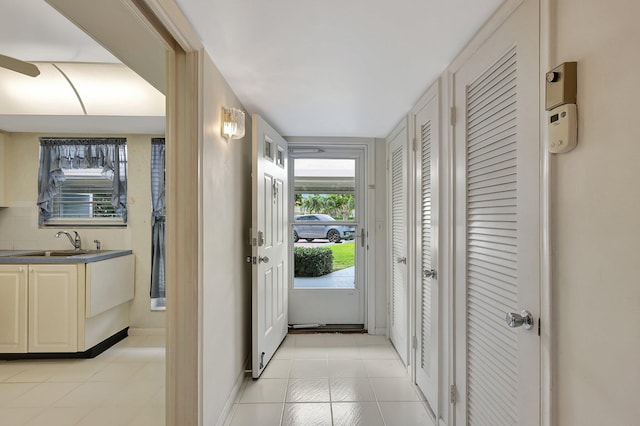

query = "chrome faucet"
[[55, 231, 82, 251]]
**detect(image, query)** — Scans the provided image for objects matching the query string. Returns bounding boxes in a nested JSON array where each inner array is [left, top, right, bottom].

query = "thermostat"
[[548, 103, 577, 154]]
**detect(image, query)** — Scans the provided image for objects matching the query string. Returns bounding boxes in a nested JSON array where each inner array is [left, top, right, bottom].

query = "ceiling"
[[0, 0, 504, 138], [175, 0, 504, 137], [0, 0, 164, 134]]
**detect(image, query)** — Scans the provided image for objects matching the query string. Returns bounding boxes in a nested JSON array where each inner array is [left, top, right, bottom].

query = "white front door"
[[414, 90, 439, 409], [388, 126, 409, 365], [453, 0, 540, 423], [251, 114, 289, 378]]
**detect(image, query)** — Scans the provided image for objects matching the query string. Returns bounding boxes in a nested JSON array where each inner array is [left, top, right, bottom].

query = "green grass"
[[328, 241, 355, 271]]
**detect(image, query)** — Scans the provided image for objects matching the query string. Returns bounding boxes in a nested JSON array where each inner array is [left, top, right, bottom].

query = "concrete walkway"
[[294, 266, 355, 289]]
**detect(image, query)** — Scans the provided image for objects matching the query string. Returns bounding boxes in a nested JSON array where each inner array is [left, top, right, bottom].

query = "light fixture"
[[221, 106, 245, 140]]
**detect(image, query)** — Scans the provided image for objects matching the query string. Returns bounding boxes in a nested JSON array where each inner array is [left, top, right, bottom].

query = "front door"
[[251, 114, 289, 378], [453, 0, 540, 423]]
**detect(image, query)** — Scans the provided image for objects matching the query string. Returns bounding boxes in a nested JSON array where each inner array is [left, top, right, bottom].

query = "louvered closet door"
[[388, 126, 408, 365], [453, 0, 540, 424], [415, 95, 439, 409]]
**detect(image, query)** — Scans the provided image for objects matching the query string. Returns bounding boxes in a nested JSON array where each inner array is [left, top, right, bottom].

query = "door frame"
[[288, 148, 366, 326], [286, 137, 377, 332]]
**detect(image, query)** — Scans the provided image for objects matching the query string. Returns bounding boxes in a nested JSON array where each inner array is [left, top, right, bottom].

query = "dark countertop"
[[0, 249, 133, 264]]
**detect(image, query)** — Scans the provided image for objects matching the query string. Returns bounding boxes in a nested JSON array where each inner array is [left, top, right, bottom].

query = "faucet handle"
[[94, 240, 101, 251]]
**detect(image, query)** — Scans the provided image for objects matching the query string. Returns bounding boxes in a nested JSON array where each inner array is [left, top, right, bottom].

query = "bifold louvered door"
[[388, 126, 408, 365], [414, 94, 439, 409], [453, 0, 540, 424]]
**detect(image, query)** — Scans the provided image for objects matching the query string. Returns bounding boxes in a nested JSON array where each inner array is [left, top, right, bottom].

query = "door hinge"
[[412, 336, 417, 349], [450, 106, 456, 126], [450, 384, 457, 404]]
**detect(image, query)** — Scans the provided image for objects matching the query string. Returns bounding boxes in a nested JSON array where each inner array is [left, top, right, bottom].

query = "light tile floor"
[[226, 333, 434, 426], [0, 335, 165, 426]]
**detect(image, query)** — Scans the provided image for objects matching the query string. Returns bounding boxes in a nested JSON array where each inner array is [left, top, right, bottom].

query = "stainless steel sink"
[[12, 250, 98, 257]]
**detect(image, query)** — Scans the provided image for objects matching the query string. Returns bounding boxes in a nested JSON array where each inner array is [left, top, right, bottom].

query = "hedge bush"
[[294, 247, 333, 277]]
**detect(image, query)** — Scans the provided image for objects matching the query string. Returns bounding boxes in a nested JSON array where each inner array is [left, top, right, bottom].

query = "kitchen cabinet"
[[0, 265, 27, 352], [0, 264, 77, 353], [28, 264, 78, 353], [0, 253, 134, 356]]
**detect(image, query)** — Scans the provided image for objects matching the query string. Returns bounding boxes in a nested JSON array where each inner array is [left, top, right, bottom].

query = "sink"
[[12, 250, 98, 257]]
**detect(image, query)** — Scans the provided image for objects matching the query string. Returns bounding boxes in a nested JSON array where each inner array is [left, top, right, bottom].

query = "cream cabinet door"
[[0, 265, 28, 353], [28, 264, 78, 353]]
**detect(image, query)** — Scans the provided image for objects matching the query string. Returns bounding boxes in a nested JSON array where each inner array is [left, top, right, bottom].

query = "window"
[[150, 138, 166, 310], [37, 137, 127, 226]]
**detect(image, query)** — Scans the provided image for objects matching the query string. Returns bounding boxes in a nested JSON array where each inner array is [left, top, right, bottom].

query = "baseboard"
[[216, 354, 250, 426], [128, 327, 166, 336], [0, 328, 128, 360]]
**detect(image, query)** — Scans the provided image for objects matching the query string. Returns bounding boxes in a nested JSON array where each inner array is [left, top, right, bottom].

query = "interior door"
[[453, 0, 540, 423], [388, 126, 409, 365], [414, 92, 439, 409], [252, 114, 288, 378]]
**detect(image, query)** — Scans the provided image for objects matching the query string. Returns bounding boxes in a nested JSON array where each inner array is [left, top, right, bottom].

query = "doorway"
[[288, 148, 367, 328]]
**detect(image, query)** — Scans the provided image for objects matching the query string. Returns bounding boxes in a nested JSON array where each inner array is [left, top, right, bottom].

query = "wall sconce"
[[221, 106, 246, 140]]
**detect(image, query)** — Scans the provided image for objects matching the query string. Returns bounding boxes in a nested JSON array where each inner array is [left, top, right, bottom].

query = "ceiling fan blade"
[[0, 54, 40, 77]]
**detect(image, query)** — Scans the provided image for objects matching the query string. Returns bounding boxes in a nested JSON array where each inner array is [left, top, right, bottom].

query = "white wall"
[[0, 132, 164, 330], [200, 52, 252, 426], [0, 132, 6, 206], [550, 1, 640, 424], [374, 138, 388, 333]]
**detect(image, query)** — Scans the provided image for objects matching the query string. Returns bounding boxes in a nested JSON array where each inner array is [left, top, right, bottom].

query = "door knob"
[[396, 257, 407, 264], [423, 269, 437, 279], [258, 256, 269, 264], [505, 310, 534, 330]]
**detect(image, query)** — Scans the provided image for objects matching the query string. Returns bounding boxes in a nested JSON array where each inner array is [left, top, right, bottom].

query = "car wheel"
[[327, 229, 341, 243], [293, 230, 299, 242], [305, 238, 314, 242]]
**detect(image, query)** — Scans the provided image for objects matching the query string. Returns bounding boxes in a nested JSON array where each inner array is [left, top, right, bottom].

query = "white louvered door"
[[388, 126, 408, 365], [453, 0, 540, 424], [414, 92, 439, 409]]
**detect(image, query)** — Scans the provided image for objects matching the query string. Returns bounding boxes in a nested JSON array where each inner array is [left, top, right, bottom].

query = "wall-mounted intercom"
[[545, 62, 578, 153]]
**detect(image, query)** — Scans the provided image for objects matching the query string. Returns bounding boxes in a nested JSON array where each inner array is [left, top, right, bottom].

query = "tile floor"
[[0, 335, 165, 426], [226, 333, 434, 426]]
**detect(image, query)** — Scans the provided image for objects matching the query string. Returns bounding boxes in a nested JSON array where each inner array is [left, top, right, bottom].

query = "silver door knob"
[[258, 256, 269, 264], [506, 310, 534, 330], [423, 269, 437, 279], [396, 257, 407, 264]]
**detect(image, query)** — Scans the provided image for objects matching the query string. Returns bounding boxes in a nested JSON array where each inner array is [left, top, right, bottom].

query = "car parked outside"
[[293, 214, 355, 243]]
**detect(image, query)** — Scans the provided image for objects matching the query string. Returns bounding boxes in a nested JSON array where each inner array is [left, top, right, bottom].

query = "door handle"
[[396, 257, 407, 264], [423, 269, 437, 279], [505, 310, 534, 330], [258, 256, 269, 264]]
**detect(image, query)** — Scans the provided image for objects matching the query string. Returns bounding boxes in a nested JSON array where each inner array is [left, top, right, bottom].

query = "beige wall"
[[0, 132, 164, 330], [551, 1, 640, 424], [200, 52, 252, 425]]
